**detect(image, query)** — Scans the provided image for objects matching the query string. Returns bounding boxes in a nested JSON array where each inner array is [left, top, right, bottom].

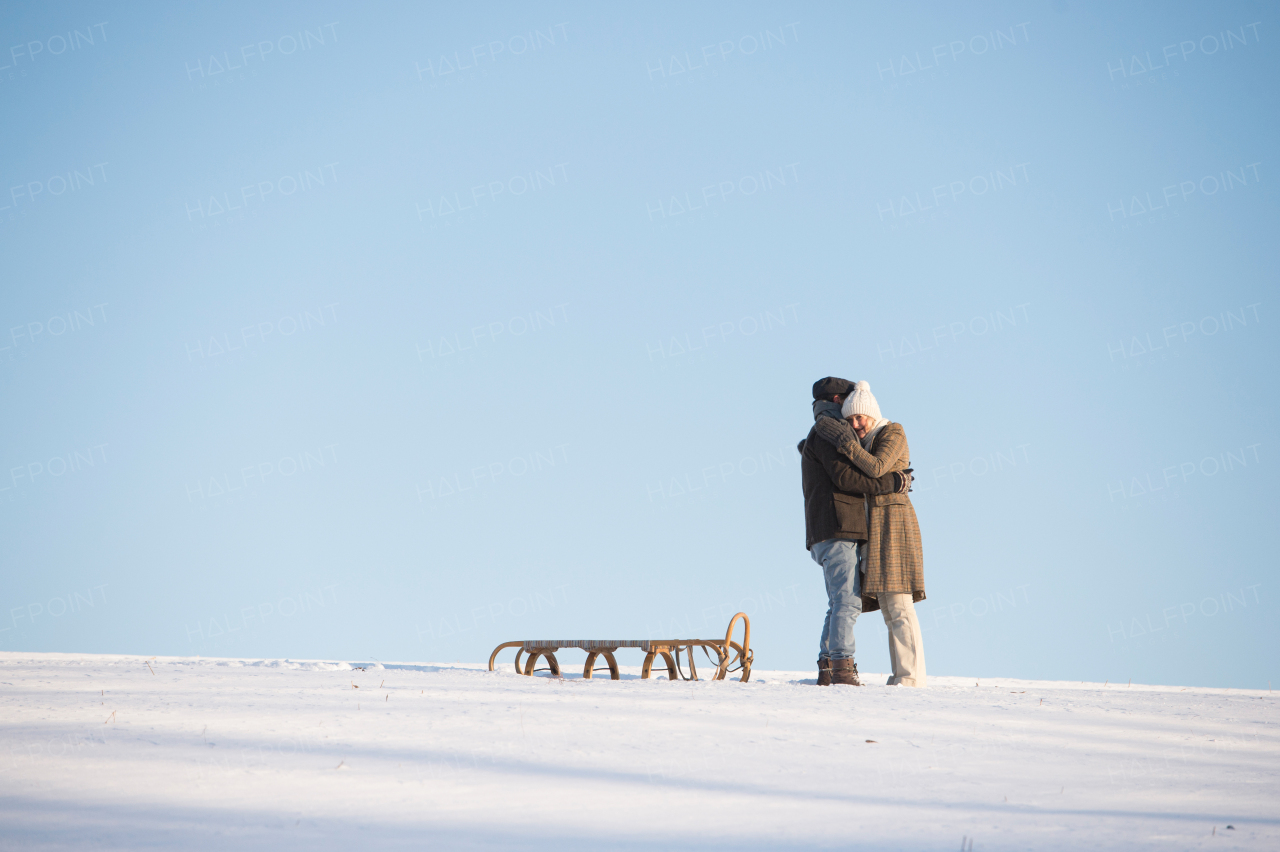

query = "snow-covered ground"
[[0, 652, 1275, 850]]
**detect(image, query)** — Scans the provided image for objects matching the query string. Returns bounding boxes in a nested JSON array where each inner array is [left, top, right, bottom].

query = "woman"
[[813, 381, 927, 687]]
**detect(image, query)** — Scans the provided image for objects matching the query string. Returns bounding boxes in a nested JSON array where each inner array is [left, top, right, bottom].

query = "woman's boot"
[[831, 658, 862, 686]]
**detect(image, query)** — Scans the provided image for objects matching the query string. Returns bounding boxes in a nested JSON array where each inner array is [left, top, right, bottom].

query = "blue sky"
[[2, 1, 1275, 688]]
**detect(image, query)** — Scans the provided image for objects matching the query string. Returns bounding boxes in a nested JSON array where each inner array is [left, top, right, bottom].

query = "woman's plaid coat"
[[830, 422, 925, 613]]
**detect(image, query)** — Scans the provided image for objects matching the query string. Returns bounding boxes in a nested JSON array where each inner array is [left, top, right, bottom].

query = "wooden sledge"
[[488, 612, 752, 682]]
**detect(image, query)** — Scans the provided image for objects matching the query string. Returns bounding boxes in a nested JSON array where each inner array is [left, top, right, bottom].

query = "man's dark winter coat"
[[799, 424, 900, 550]]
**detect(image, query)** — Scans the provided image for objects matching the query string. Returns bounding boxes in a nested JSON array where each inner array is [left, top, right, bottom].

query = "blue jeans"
[[810, 538, 863, 661]]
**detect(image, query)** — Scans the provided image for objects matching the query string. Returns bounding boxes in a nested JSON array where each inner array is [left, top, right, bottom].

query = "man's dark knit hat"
[[812, 376, 856, 399]]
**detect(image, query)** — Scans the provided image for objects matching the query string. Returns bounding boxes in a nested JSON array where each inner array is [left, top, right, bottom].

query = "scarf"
[[861, 418, 890, 450], [812, 399, 843, 421]]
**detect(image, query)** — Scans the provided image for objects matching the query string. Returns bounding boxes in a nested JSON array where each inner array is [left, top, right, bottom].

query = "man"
[[800, 377, 911, 686]]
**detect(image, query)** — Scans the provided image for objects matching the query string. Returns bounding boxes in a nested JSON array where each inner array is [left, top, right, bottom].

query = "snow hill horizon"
[[2, 651, 1275, 850]]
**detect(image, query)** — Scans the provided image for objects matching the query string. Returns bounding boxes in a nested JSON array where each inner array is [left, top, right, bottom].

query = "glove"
[[894, 468, 914, 493], [813, 416, 859, 455]]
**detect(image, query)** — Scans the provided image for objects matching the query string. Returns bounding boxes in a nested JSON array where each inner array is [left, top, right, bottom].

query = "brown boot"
[[831, 658, 862, 686], [816, 658, 832, 686]]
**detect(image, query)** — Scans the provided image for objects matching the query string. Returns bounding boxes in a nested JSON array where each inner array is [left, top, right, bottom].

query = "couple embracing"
[[799, 377, 926, 687]]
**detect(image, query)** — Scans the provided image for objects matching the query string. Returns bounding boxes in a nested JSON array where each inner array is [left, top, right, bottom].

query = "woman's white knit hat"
[[841, 380, 882, 421]]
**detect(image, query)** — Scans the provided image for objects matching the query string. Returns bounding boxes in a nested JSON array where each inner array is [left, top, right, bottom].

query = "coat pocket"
[[871, 492, 912, 507], [832, 493, 864, 533]]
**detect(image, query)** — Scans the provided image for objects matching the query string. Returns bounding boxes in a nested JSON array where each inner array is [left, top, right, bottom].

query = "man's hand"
[[894, 468, 914, 493], [814, 416, 859, 455]]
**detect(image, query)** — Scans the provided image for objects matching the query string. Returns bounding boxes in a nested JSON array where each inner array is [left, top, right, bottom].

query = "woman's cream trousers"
[[876, 593, 927, 687]]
